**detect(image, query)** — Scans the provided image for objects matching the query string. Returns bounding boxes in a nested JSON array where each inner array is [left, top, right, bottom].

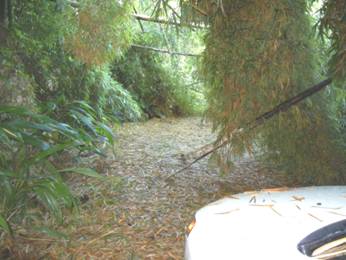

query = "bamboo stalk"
[[133, 14, 205, 29], [250, 78, 332, 129], [133, 7, 145, 33], [163, 78, 333, 183], [66, 1, 206, 29], [131, 44, 201, 57]]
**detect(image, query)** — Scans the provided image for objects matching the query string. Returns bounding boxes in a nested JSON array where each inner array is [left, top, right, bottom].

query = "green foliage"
[[59, 167, 104, 179], [329, 85, 346, 147], [4, 0, 138, 122], [113, 46, 180, 117], [85, 67, 143, 122], [112, 38, 204, 117], [118, 1, 207, 117], [65, 0, 134, 65], [32, 226, 68, 240], [317, 0, 346, 153], [5, 1, 91, 105], [318, 0, 346, 83], [1, 3, 121, 227], [4, 0, 204, 123], [0, 105, 103, 234], [0, 0, 142, 238], [0, 0, 344, 247], [199, 0, 345, 183], [9, 0, 133, 66], [0, 214, 12, 235], [11, 0, 69, 48], [40, 100, 115, 154]]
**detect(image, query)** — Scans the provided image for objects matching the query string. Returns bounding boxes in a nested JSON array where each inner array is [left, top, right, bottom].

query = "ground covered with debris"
[[5, 117, 288, 259]]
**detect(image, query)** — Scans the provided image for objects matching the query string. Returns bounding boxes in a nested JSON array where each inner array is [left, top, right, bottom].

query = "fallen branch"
[[163, 78, 332, 184], [131, 44, 201, 57]]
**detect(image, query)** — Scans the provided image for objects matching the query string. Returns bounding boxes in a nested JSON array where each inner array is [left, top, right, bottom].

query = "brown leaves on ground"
[[6, 117, 287, 259]]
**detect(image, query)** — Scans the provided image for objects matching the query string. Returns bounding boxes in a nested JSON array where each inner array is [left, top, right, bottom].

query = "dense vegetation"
[[0, 0, 204, 241], [0, 0, 345, 253], [196, 0, 345, 183]]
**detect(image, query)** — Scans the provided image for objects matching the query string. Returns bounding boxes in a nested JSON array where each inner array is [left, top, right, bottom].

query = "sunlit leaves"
[[90, 67, 143, 122], [65, 0, 133, 65]]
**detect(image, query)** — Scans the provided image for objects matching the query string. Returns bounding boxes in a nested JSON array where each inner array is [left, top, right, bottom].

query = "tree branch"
[[131, 44, 201, 57], [66, 1, 206, 29], [163, 78, 333, 184], [133, 14, 206, 29], [133, 7, 145, 33], [190, 4, 208, 16], [250, 78, 332, 129]]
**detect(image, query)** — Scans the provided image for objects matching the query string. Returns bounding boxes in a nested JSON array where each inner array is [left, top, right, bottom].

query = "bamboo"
[[133, 14, 205, 29], [66, 1, 206, 29], [163, 78, 333, 183], [131, 44, 201, 57]]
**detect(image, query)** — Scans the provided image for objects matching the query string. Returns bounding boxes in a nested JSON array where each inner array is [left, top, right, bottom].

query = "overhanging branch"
[[131, 44, 201, 57], [66, 1, 206, 29], [250, 78, 333, 129], [163, 78, 333, 183], [133, 14, 206, 29]]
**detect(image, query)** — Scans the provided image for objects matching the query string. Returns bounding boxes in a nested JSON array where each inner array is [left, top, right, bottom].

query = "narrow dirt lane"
[[47, 117, 286, 259]]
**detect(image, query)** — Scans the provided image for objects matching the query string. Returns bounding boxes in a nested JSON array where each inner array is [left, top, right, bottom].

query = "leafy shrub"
[[38, 100, 116, 156], [0, 106, 103, 235], [86, 67, 143, 122], [112, 46, 198, 117], [113, 47, 172, 117], [5, 0, 138, 125]]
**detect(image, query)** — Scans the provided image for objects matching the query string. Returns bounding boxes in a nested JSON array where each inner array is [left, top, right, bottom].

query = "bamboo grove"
[[185, 0, 346, 183], [0, 0, 205, 239], [0, 0, 345, 244]]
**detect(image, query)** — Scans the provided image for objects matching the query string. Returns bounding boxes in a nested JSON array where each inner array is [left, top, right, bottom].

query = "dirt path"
[[18, 117, 287, 259]]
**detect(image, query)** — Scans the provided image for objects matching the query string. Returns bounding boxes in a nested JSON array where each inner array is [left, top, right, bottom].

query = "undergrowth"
[[112, 45, 202, 118], [0, 105, 106, 237]]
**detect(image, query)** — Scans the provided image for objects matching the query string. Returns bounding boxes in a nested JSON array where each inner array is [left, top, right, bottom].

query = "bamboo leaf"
[[31, 142, 74, 163], [96, 123, 115, 145], [59, 167, 103, 178], [0, 215, 12, 235], [33, 226, 68, 240]]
